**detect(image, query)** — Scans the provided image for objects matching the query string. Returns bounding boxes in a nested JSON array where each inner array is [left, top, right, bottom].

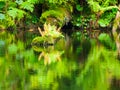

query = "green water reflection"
[[0, 31, 120, 90]]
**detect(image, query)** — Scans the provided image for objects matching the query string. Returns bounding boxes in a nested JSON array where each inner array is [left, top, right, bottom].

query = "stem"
[[101, 6, 119, 12]]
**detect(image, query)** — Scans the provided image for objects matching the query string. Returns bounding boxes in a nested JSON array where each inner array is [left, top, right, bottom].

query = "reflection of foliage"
[[1, 28, 120, 90], [38, 49, 64, 65], [98, 33, 116, 50], [30, 59, 78, 90], [0, 40, 6, 57], [32, 37, 65, 65], [76, 47, 120, 90]]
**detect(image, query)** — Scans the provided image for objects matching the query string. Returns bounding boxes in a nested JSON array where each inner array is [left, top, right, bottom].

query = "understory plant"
[[86, 0, 118, 28], [32, 23, 64, 64], [31, 23, 64, 46], [0, 0, 41, 29]]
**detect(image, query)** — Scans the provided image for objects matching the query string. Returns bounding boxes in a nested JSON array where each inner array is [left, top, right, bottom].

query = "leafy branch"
[[87, 0, 118, 13]]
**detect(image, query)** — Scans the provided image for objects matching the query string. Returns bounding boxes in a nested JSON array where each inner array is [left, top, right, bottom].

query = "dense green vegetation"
[[1, 0, 120, 90]]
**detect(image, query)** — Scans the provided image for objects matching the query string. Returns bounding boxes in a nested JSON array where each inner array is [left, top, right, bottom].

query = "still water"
[[0, 31, 120, 90]]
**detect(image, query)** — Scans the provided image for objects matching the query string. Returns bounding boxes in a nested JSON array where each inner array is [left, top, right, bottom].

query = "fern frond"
[[20, 1, 34, 12], [7, 7, 26, 20], [7, 7, 18, 19]]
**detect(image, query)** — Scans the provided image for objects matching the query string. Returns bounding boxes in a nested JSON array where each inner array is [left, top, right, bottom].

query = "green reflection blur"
[[0, 31, 120, 90]]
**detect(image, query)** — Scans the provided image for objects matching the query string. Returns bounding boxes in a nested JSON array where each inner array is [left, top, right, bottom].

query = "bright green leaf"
[[76, 5, 83, 11]]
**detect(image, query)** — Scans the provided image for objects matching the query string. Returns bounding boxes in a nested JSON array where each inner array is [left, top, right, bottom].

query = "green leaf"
[[17, 9, 26, 20], [7, 7, 25, 20], [98, 19, 109, 27], [76, 5, 83, 11], [7, 8, 17, 19]]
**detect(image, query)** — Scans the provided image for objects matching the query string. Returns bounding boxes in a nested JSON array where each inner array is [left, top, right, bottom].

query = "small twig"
[[57, 27, 61, 32], [38, 27, 43, 36]]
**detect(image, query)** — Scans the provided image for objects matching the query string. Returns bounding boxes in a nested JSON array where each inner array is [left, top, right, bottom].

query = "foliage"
[[1, 0, 120, 90], [98, 9, 117, 27], [8, 43, 18, 55], [87, 0, 118, 13], [20, 1, 34, 12], [39, 0, 74, 27], [76, 4, 83, 12], [40, 10, 64, 26], [0, 40, 5, 57], [7, 7, 26, 20], [86, 0, 118, 28], [27, 0, 44, 4], [38, 23, 64, 38], [0, 0, 39, 28], [40, 7, 72, 27], [0, 0, 118, 30], [45, 0, 69, 5], [32, 38, 65, 65], [72, 15, 91, 29], [0, 1, 5, 20], [32, 23, 64, 46], [0, 1, 6, 27], [71, 1, 97, 29], [45, 0, 75, 6]]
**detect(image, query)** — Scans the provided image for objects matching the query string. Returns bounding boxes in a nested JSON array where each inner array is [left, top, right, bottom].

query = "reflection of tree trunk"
[[112, 5, 120, 59]]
